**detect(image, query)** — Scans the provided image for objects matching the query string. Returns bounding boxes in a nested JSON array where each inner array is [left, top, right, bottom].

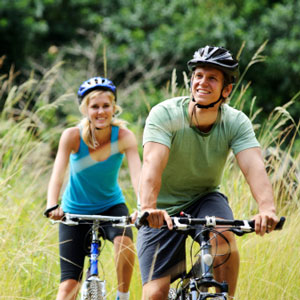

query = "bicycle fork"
[[198, 230, 228, 299], [81, 221, 106, 300], [90, 222, 100, 276]]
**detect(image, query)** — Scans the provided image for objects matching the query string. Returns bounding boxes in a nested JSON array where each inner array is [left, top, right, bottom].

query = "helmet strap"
[[192, 95, 224, 109], [191, 76, 227, 109]]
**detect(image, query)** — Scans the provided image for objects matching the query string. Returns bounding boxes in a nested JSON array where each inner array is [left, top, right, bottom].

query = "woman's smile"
[[88, 94, 114, 129]]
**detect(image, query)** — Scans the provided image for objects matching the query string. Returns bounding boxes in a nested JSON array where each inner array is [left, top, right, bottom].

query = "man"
[[137, 45, 279, 299]]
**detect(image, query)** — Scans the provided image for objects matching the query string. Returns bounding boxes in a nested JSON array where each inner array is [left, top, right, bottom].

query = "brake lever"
[[230, 228, 246, 236]]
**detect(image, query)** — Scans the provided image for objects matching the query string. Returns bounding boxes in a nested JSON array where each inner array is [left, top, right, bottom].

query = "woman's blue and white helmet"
[[77, 76, 117, 104]]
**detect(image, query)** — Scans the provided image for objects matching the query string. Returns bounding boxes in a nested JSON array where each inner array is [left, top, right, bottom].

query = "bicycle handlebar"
[[136, 212, 286, 235], [52, 213, 133, 227], [54, 212, 285, 235]]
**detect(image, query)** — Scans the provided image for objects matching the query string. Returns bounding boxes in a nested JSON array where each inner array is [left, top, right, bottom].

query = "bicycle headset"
[[77, 76, 117, 104], [187, 45, 239, 109]]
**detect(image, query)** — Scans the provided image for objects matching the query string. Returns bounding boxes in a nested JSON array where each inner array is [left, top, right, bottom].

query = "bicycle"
[[138, 212, 285, 300], [54, 213, 133, 300]]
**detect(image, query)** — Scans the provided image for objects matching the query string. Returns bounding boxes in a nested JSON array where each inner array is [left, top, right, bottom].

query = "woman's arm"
[[119, 128, 142, 197], [46, 127, 79, 219]]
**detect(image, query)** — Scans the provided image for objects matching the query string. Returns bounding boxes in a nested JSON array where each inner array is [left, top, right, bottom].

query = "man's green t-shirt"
[[143, 97, 260, 215]]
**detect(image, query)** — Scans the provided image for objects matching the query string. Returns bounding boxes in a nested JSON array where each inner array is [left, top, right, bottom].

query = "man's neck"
[[188, 101, 220, 132]]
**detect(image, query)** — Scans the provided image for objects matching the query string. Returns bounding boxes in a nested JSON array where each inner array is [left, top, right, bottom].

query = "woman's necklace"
[[91, 126, 111, 149]]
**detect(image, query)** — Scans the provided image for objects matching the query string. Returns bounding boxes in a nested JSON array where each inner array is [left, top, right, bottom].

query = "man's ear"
[[190, 73, 195, 92], [222, 83, 233, 98]]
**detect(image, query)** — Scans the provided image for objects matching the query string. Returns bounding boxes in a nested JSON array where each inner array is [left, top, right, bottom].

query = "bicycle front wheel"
[[168, 287, 190, 300], [81, 278, 106, 300]]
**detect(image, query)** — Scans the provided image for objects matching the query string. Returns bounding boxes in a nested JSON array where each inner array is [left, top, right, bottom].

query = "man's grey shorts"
[[136, 192, 234, 285]]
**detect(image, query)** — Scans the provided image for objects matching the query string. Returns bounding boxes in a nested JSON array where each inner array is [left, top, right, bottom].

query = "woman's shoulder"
[[118, 127, 137, 143], [117, 127, 138, 152], [62, 126, 80, 139], [118, 126, 133, 137], [60, 126, 81, 152]]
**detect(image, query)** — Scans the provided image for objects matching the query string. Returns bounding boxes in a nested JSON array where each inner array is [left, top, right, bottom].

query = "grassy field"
[[0, 64, 299, 299]]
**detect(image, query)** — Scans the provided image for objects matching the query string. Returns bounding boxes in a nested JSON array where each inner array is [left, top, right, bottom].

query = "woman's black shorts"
[[59, 203, 133, 282]]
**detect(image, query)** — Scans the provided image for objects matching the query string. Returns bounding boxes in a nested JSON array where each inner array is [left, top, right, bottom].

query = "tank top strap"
[[111, 126, 120, 155]]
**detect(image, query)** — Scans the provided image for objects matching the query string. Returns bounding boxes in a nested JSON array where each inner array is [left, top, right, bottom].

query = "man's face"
[[191, 67, 231, 106]]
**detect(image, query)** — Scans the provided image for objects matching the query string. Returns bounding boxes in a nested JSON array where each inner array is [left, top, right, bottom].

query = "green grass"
[[236, 212, 300, 299], [0, 59, 299, 299]]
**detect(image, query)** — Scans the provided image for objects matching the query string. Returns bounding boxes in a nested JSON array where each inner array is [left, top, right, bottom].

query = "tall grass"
[[0, 52, 299, 300], [0, 66, 72, 299]]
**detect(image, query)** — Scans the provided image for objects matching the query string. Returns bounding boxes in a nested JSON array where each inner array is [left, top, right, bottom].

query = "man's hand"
[[252, 210, 279, 236], [141, 208, 173, 230]]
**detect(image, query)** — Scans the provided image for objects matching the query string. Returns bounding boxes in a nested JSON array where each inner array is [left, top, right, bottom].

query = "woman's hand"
[[44, 204, 64, 220], [130, 210, 139, 224]]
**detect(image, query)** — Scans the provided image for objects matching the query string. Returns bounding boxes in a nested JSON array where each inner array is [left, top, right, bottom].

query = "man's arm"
[[236, 147, 279, 236], [139, 141, 173, 229]]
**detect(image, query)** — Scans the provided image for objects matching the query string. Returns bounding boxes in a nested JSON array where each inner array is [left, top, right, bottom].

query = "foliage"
[[1, 0, 300, 125], [234, 0, 300, 118], [0, 47, 299, 299]]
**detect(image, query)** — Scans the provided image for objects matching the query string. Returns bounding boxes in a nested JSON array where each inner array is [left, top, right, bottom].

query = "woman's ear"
[[79, 98, 88, 116], [81, 106, 88, 116]]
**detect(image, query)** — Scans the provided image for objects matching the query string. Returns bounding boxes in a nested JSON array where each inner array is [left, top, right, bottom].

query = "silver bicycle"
[[137, 212, 285, 300]]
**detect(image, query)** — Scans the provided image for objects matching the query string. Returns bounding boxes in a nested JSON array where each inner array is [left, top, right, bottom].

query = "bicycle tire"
[[168, 288, 186, 300], [81, 278, 106, 300], [168, 288, 177, 300], [168, 287, 191, 300]]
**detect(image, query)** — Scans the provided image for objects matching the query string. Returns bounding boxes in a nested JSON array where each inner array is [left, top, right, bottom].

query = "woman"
[[45, 76, 141, 300]]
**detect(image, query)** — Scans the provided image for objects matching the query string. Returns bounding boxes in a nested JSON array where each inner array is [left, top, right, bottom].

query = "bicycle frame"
[[197, 229, 228, 298], [172, 227, 228, 300]]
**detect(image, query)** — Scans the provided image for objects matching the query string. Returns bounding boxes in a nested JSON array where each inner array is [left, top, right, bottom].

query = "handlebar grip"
[[275, 216, 285, 230], [43, 204, 60, 218], [248, 216, 286, 230], [135, 211, 149, 229]]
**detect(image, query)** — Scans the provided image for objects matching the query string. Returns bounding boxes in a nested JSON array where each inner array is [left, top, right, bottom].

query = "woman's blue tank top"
[[61, 126, 125, 214]]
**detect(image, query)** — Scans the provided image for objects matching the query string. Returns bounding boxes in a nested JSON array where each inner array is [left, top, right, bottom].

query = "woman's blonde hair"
[[79, 90, 127, 149]]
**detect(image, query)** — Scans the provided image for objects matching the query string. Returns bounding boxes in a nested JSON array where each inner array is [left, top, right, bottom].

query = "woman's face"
[[87, 93, 115, 129]]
